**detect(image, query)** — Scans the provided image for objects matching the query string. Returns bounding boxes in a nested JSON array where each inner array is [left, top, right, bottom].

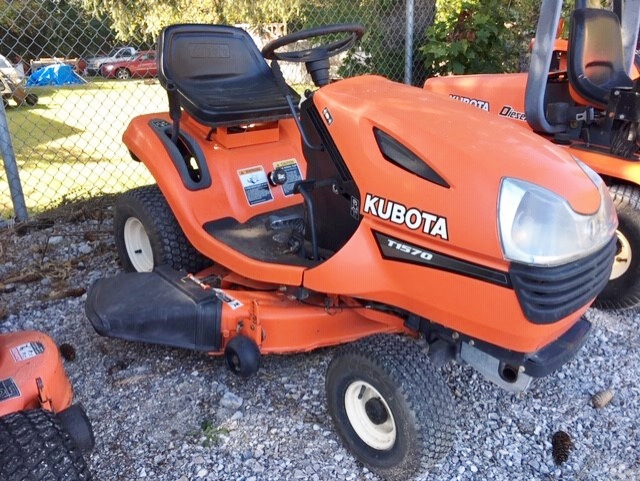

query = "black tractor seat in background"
[[568, 8, 635, 109], [158, 24, 300, 127]]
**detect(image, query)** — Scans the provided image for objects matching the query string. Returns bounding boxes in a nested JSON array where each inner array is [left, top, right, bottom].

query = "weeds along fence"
[[0, 1, 436, 222]]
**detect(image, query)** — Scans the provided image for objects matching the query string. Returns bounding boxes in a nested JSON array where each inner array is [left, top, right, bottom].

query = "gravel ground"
[[1, 198, 639, 481]]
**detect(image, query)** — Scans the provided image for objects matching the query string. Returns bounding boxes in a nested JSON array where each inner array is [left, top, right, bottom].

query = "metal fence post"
[[404, 0, 415, 84], [0, 100, 28, 222]]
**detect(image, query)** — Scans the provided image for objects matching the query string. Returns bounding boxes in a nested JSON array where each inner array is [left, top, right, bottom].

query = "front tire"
[[114, 184, 211, 273], [594, 184, 640, 310], [325, 334, 455, 481], [0, 409, 93, 481]]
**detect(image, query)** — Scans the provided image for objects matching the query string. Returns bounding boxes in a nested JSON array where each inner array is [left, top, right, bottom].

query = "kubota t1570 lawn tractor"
[[0, 330, 94, 480], [86, 24, 617, 480], [424, 0, 640, 310]]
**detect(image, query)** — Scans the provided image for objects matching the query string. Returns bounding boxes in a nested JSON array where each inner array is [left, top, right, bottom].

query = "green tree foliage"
[[81, 0, 436, 83], [421, 0, 543, 76], [298, 0, 435, 83], [81, 0, 302, 42], [422, 0, 513, 75], [0, 0, 114, 61]]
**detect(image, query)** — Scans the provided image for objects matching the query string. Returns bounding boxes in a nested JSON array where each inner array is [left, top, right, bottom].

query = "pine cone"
[[551, 430, 573, 465], [59, 342, 77, 362], [591, 389, 614, 409]]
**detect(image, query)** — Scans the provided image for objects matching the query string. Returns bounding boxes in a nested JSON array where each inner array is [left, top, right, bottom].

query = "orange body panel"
[[212, 288, 410, 354], [124, 113, 308, 286], [0, 331, 73, 416], [123, 75, 606, 356], [302, 218, 585, 353], [424, 73, 529, 127], [424, 73, 640, 186]]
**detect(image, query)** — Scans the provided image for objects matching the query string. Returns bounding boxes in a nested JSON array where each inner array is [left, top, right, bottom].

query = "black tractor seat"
[[158, 24, 300, 127], [568, 8, 635, 109]]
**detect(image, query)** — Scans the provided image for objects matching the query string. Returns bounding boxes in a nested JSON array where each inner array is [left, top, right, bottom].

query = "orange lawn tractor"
[[0, 330, 94, 480], [85, 24, 618, 480], [424, 0, 640, 310]]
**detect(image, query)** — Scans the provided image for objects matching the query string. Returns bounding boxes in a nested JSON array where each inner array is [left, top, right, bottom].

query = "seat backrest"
[[567, 8, 634, 108], [158, 24, 298, 127]]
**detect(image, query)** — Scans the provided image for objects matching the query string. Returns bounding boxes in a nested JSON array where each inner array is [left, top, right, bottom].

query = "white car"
[[85, 46, 137, 76]]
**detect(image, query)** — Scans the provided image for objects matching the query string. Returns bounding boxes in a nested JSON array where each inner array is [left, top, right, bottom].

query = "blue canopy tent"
[[27, 64, 85, 86]]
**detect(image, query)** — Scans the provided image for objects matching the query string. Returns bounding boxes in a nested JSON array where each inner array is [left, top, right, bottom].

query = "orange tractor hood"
[[315, 75, 600, 216]]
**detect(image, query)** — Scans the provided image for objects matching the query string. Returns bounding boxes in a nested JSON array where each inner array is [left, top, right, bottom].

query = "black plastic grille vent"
[[510, 237, 616, 324]]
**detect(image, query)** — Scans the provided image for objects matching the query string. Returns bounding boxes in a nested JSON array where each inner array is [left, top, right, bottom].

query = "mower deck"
[[86, 265, 222, 352]]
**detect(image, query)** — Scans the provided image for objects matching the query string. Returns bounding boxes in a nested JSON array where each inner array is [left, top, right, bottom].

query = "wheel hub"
[[610, 229, 632, 280], [344, 380, 396, 450], [123, 217, 154, 272], [365, 397, 389, 425]]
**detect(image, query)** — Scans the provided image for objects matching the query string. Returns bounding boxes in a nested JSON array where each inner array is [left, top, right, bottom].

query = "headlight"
[[498, 167, 617, 266]]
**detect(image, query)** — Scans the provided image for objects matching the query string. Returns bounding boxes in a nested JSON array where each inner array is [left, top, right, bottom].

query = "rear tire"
[[325, 334, 456, 481], [0, 409, 93, 481], [114, 184, 211, 273], [594, 184, 640, 310]]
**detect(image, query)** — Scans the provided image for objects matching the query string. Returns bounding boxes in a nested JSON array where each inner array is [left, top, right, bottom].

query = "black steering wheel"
[[261, 24, 365, 63], [262, 24, 364, 87]]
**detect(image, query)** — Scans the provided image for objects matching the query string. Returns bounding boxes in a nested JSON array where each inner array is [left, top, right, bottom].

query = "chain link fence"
[[0, 1, 437, 220]]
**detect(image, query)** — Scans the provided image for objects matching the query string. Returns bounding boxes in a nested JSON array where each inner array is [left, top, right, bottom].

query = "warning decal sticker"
[[273, 159, 303, 196], [238, 166, 273, 206], [213, 288, 243, 310], [0, 378, 20, 402], [10, 341, 45, 362]]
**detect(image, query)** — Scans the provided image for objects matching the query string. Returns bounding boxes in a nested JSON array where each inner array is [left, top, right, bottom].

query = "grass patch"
[[1, 78, 316, 218], [200, 419, 230, 448], [1, 79, 163, 217]]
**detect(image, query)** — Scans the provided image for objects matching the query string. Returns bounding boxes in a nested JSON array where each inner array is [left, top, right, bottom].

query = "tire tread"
[[594, 184, 640, 310], [327, 334, 456, 481], [115, 185, 211, 273]]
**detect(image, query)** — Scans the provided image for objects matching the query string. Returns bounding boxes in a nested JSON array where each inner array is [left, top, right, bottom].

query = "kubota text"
[[364, 194, 449, 240]]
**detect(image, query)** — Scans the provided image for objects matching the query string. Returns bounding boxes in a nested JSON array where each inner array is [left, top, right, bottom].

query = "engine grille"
[[510, 237, 616, 324]]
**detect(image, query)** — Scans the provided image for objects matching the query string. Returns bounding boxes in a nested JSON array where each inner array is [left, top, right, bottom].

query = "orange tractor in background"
[[424, 0, 640, 310], [0, 330, 94, 480], [86, 23, 617, 480]]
